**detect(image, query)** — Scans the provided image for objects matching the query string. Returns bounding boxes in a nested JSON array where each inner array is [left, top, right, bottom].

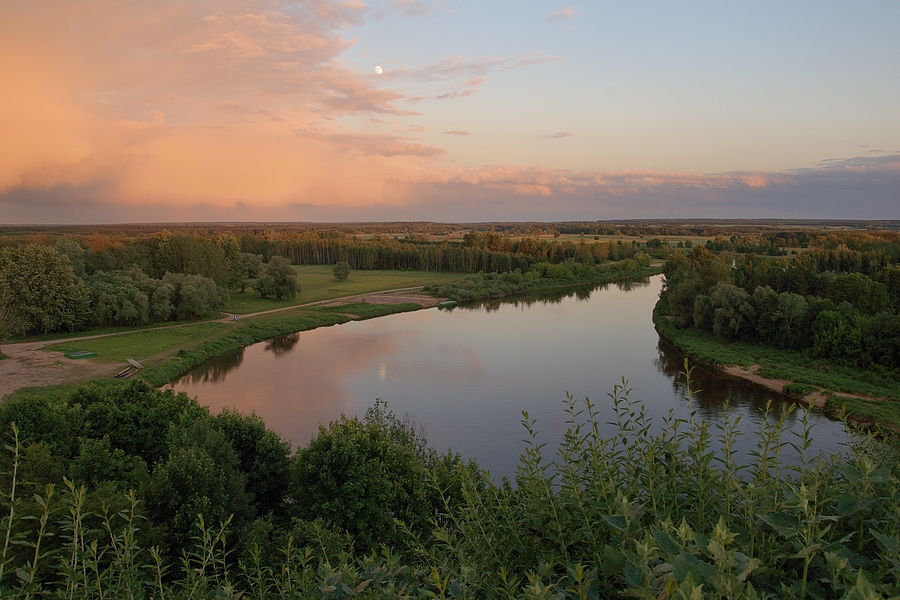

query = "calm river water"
[[170, 275, 850, 478]]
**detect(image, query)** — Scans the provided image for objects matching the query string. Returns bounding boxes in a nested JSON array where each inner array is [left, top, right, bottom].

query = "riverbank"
[[2, 266, 658, 401], [653, 301, 900, 432], [0, 299, 426, 401]]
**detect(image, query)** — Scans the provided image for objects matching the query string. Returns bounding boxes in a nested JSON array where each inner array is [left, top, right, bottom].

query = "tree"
[[332, 261, 350, 282], [163, 272, 222, 320], [213, 408, 291, 517], [0, 279, 17, 355], [53, 237, 87, 278], [216, 234, 245, 291], [289, 403, 431, 550], [240, 252, 263, 293], [145, 417, 253, 558], [254, 256, 300, 300], [89, 271, 150, 327], [0, 244, 91, 335]]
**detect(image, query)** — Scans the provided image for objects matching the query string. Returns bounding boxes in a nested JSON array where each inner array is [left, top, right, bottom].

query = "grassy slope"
[[653, 301, 900, 429]]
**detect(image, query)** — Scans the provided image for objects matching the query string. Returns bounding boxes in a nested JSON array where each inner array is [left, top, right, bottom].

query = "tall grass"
[[0, 366, 897, 598]]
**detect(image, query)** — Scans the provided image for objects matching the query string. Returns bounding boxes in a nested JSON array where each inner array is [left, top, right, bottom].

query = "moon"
[[375, 65, 383, 75]]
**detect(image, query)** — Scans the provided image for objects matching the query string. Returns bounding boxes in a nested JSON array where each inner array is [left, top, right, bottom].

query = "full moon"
[[375, 65, 383, 75]]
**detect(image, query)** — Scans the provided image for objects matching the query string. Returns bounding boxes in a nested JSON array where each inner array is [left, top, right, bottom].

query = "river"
[[169, 275, 850, 479]]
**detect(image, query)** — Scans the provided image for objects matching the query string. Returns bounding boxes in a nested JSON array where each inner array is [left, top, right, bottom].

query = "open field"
[[224, 265, 463, 314], [45, 322, 231, 364]]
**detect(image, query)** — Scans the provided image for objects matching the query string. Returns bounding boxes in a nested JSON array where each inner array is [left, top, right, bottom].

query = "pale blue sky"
[[346, 1, 900, 171]]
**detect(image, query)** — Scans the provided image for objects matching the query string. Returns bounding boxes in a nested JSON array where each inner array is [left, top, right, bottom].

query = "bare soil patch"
[[722, 364, 792, 395], [723, 363, 881, 411], [0, 342, 116, 398]]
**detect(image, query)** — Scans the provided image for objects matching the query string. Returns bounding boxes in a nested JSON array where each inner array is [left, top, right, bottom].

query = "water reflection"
[[614, 276, 652, 291], [265, 333, 300, 356], [170, 275, 849, 479], [654, 340, 801, 422], [454, 283, 610, 313], [182, 349, 244, 384]]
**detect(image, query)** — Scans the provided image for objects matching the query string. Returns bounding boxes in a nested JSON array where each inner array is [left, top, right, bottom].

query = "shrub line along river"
[[170, 275, 849, 480]]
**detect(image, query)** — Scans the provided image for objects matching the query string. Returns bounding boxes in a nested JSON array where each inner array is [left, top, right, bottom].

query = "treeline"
[[660, 244, 900, 371], [0, 228, 646, 276], [5, 219, 899, 243], [1, 379, 898, 597], [239, 230, 647, 272], [705, 229, 900, 258]]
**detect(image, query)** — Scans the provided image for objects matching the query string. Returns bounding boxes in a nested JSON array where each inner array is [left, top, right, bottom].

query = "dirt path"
[[722, 364, 880, 411], [0, 287, 439, 398]]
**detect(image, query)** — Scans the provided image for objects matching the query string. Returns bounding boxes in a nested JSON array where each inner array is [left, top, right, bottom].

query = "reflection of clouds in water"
[[388, 344, 488, 383], [172, 325, 412, 449]]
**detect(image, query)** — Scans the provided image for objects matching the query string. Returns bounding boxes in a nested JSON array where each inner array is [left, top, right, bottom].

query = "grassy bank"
[[653, 300, 900, 429]]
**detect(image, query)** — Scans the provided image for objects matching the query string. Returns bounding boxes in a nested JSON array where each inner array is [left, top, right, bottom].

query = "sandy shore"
[[722, 363, 875, 411]]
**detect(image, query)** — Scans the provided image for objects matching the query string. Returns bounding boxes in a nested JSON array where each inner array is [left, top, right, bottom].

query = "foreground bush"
[[0, 368, 898, 598]]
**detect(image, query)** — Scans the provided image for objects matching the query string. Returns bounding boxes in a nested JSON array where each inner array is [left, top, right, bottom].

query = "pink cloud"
[[546, 7, 578, 21], [442, 130, 471, 136]]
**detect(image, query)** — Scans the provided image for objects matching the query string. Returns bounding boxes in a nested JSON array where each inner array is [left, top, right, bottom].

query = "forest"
[[659, 240, 900, 372]]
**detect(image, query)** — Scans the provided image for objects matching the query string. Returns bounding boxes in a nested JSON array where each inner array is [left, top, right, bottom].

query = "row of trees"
[[661, 247, 900, 369], [248, 230, 646, 273]]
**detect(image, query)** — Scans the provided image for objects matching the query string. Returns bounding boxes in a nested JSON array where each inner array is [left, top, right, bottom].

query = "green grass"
[[44, 322, 230, 364], [225, 266, 462, 314], [827, 396, 900, 429]]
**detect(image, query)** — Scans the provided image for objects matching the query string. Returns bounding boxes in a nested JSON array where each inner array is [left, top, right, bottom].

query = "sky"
[[1, 0, 899, 224]]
